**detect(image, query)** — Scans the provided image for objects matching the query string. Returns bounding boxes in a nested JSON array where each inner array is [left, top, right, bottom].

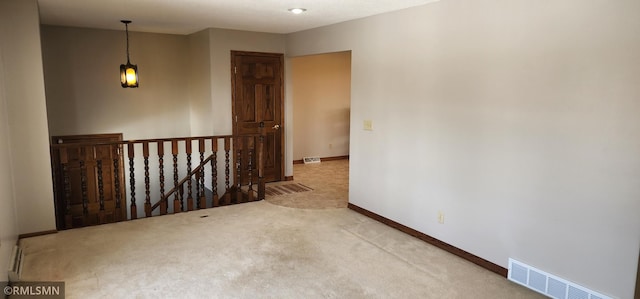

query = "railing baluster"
[[198, 139, 206, 209], [248, 137, 254, 201], [128, 143, 137, 219], [97, 153, 105, 224], [195, 171, 200, 208], [236, 138, 243, 203], [90, 146, 106, 224], [113, 145, 123, 221], [60, 148, 72, 228], [143, 142, 151, 217], [212, 138, 219, 207], [224, 136, 231, 205], [158, 142, 167, 215], [172, 140, 181, 213], [186, 138, 194, 211], [79, 148, 89, 224]]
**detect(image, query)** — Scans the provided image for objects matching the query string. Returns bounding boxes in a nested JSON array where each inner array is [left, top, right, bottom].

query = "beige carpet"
[[18, 159, 543, 298]]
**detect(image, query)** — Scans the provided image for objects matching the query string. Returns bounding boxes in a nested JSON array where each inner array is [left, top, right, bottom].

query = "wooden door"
[[51, 134, 126, 229], [232, 51, 284, 182]]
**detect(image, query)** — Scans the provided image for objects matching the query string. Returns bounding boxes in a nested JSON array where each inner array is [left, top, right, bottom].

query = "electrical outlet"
[[438, 211, 444, 224]]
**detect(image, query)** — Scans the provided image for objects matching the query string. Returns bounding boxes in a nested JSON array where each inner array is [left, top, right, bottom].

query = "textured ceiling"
[[37, 0, 440, 35]]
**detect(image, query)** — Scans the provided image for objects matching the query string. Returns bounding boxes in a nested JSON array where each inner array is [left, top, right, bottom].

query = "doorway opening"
[[288, 51, 352, 207], [291, 51, 351, 164]]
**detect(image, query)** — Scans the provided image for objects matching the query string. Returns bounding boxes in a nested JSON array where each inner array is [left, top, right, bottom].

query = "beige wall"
[[0, 30, 18, 279], [292, 52, 351, 160], [188, 29, 213, 136], [287, 0, 640, 298], [41, 26, 198, 218], [0, 0, 56, 241], [42, 26, 285, 140], [42, 26, 192, 140]]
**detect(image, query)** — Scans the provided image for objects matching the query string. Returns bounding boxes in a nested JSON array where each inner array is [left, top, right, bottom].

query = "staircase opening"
[[50, 133, 267, 230]]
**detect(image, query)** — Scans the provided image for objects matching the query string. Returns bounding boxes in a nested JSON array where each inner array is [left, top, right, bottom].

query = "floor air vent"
[[508, 258, 611, 299], [303, 156, 321, 164], [8, 245, 24, 282]]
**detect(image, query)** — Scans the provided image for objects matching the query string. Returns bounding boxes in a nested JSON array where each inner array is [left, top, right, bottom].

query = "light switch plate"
[[363, 120, 373, 131]]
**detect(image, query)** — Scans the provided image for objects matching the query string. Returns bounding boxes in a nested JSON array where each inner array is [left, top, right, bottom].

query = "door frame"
[[230, 50, 285, 181]]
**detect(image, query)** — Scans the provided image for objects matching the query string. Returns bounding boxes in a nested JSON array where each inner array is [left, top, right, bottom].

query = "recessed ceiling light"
[[288, 8, 307, 14]]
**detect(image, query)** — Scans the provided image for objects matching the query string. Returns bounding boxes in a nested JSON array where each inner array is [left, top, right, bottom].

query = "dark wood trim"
[[347, 203, 508, 278], [293, 155, 350, 165], [635, 250, 639, 299], [50, 135, 234, 148], [278, 53, 285, 181], [19, 230, 58, 239], [51, 133, 124, 145], [322, 155, 349, 162], [229, 51, 284, 58], [284, 176, 294, 181]]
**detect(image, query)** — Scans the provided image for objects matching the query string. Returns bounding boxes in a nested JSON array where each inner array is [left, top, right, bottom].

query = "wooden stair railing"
[[150, 136, 262, 215], [50, 132, 265, 229], [151, 153, 221, 214]]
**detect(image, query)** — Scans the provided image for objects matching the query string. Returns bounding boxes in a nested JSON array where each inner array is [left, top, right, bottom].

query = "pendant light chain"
[[125, 22, 131, 63]]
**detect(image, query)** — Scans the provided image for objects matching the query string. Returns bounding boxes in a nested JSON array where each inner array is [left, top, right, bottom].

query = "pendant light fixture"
[[120, 20, 138, 88]]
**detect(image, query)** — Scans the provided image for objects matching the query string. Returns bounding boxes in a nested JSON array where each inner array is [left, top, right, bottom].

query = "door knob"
[[272, 124, 281, 130]]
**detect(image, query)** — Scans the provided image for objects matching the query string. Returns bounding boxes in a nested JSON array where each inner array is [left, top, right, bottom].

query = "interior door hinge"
[[235, 115, 238, 123], [234, 66, 237, 74]]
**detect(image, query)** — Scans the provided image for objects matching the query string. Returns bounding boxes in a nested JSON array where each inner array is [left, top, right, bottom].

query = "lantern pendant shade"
[[120, 62, 138, 87], [120, 20, 138, 88]]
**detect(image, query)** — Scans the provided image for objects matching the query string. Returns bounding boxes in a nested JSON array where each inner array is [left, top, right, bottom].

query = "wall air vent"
[[303, 156, 321, 164], [508, 258, 612, 299]]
